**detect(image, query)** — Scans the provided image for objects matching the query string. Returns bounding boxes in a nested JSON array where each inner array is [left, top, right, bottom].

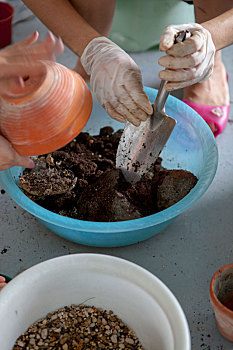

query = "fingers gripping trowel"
[[116, 31, 189, 184]]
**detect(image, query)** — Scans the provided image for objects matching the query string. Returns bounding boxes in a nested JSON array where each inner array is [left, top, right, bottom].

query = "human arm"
[[202, 7, 233, 50], [22, 0, 100, 56]]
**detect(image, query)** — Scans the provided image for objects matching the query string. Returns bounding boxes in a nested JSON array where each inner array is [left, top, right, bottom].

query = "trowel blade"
[[116, 113, 176, 184]]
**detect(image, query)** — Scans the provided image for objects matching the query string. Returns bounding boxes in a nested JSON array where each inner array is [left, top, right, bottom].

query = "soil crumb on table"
[[13, 304, 145, 349], [18, 127, 198, 222]]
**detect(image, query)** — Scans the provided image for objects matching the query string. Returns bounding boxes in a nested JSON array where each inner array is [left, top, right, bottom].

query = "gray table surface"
[[1, 3, 233, 350]]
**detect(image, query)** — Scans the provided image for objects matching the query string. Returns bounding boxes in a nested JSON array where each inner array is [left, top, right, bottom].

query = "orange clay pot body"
[[0, 61, 92, 156], [210, 263, 233, 342]]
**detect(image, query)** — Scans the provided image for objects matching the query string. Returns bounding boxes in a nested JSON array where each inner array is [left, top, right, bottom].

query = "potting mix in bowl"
[[18, 126, 197, 222]]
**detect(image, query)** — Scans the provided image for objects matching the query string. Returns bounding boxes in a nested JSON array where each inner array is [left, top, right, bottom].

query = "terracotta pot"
[[0, 61, 92, 156], [210, 263, 233, 341], [0, 2, 14, 48]]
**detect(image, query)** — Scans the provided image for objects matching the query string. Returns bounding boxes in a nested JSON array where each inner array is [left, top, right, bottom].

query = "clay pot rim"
[[210, 263, 233, 314], [0, 2, 14, 23]]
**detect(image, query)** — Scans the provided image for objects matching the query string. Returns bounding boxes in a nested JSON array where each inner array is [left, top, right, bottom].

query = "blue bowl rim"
[[0, 86, 218, 233]]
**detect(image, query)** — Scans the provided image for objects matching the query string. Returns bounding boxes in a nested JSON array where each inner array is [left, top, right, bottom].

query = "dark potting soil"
[[18, 127, 198, 222]]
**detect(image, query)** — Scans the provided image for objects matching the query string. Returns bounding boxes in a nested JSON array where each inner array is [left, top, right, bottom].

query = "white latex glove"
[[81, 37, 153, 126], [158, 23, 216, 90]]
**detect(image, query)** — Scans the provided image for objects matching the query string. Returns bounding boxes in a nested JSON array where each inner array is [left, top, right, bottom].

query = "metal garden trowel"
[[116, 30, 189, 184]]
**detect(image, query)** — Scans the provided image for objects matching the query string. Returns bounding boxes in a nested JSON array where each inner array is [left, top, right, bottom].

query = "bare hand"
[[0, 31, 64, 94], [0, 135, 34, 171]]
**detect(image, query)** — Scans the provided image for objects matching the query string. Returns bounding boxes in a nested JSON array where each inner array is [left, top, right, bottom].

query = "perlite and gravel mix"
[[13, 304, 145, 349]]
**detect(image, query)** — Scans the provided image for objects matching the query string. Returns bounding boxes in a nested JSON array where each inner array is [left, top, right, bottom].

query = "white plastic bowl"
[[0, 254, 190, 350]]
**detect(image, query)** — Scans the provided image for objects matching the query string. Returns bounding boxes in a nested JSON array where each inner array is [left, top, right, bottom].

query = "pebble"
[[41, 328, 48, 339], [111, 334, 118, 343], [126, 337, 135, 344], [17, 341, 25, 347]]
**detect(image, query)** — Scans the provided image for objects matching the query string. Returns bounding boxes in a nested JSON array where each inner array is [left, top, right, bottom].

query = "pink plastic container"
[[0, 2, 14, 48]]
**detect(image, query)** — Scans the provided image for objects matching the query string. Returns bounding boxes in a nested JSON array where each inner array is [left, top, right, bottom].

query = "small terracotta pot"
[[0, 61, 92, 156], [210, 263, 233, 341], [0, 2, 14, 48]]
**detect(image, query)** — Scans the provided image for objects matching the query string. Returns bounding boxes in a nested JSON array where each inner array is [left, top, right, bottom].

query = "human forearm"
[[22, 0, 100, 56], [69, 0, 116, 37], [201, 8, 233, 51]]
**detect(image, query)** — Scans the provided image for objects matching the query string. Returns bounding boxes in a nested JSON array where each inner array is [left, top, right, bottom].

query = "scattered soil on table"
[[13, 304, 144, 349], [18, 127, 197, 222]]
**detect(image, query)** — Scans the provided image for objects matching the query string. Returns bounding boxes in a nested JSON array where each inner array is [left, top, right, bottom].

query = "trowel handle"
[[153, 30, 191, 114], [153, 80, 168, 114], [175, 30, 190, 44]]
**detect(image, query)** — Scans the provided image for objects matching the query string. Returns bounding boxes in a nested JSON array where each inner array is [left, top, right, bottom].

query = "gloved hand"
[[81, 37, 153, 126], [158, 23, 216, 90]]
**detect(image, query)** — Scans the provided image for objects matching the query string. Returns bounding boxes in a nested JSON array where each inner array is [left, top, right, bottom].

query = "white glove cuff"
[[81, 36, 117, 75]]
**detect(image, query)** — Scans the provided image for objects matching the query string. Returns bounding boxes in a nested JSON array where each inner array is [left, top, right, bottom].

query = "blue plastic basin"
[[0, 86, 218, 247]]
